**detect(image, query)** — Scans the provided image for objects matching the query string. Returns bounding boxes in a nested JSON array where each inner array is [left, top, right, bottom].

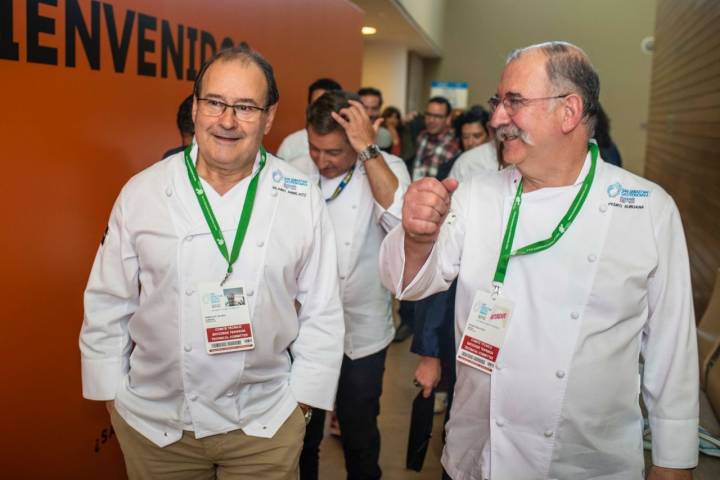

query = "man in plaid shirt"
[[412, 96, 460, 180]]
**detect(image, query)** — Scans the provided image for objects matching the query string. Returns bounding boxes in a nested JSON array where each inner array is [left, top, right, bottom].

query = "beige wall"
[[435, 0, 655, 175], [362, 42, 409, 113]]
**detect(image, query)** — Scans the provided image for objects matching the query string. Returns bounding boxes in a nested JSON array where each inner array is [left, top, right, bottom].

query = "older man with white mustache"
[[379, 41, 698, 480]]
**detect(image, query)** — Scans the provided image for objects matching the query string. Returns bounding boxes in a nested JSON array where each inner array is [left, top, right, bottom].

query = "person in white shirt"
[[80, 43, 345, 480], [379, 41, 698, 480], [276, 78, 343, 161], [446, 107, 500, 183], [289, 90, 410, 480]]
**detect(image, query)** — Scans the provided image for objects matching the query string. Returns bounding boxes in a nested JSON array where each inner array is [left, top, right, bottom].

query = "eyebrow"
[[203, 93, 261, 106]]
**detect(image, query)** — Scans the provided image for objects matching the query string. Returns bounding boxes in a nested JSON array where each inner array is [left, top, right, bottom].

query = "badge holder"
[[199, 281, 255, 354], [456, 286, 514, 374]]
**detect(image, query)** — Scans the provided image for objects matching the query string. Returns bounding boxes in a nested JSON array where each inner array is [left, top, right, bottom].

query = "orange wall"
[[0, 0, 363, 476]]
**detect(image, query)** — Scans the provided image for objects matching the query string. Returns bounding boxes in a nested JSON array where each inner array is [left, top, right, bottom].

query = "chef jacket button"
[[164, 432, 168, 437], [556, 370, 566, 379], [165, 187, 173, 197], [599, 204, 608, 213], [495, 362, 503, 371], [190, 394, 198, 402], [339, 275, 346, 280], [587, 253, 597, 263], [495, 418, 505, 427], [262, 426, 267, 430], [185, 235, 193, 242], [570, 311, 579, 320], [271, 190, 278, 197], [351, 204, 357, 209], [183, 344, 192, 352], [246, 289, 254, 296], [345, 241, 351, 246], [226, 391, 235, 397], [185, 288, 194, 296], [257, 240, 265, 247], [544, 430, 554, 438]]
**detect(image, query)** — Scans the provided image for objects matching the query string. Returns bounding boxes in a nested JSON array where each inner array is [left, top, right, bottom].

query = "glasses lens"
[[202, 100, 224, 116], [236, 105, 268, 122], [233, 105, 260, 121], [488, 97, 500, 113]]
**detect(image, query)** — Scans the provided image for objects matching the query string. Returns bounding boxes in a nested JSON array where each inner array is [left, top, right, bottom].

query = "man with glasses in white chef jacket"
[[379, 41, 698, 480], [80, 43, 344, 480]]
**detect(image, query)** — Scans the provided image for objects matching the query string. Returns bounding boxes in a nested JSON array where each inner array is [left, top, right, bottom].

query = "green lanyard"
[[184, 145, 267, 285], [321, 163, 356, 203], [492, 143, 598, 295]]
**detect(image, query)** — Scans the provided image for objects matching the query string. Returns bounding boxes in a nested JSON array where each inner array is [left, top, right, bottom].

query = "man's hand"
[[647, 466, 693, 480], [331, 100, 382, 154], [403, 177, 459, 245], [415, 356, 441, 398], [404, 111, 418, 123], [401, 177, 459, 289]]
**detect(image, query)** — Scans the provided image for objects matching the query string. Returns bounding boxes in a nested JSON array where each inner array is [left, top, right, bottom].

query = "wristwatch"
[[358, 143, 381, 163]]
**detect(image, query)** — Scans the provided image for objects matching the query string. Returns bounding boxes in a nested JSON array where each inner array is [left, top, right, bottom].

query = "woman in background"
[[381, 106, 416, 171]]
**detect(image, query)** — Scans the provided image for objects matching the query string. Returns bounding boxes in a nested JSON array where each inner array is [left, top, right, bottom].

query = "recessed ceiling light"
[[362, 26, 377, 35]]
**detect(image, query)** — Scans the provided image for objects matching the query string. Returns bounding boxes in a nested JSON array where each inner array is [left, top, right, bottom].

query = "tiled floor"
[[317, 338, 720, 479]]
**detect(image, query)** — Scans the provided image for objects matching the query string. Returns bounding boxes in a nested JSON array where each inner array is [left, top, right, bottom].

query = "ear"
[[263, 103, 279, 135], [560, 94, 584, 133], [192, 96, 198, 124]]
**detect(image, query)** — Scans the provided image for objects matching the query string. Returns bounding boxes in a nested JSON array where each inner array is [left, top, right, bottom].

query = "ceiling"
[[351, 0, 442, 57]]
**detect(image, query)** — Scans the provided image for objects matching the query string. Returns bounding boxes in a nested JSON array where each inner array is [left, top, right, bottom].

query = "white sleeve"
[[379, 181, 469, 301], [79, 190, 138, 400], [448, 157, 465, 183], [289, 186, 345, 410], [374, 154, 412, 233], [641, 198, 699, 468]]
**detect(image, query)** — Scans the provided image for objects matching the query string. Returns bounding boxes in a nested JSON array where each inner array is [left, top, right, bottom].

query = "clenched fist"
[[402, 177, 459, 244]]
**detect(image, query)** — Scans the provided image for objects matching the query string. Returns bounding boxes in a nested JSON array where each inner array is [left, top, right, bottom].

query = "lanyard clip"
[[491, 282, 502, 300], [220, 270, 232, 287]]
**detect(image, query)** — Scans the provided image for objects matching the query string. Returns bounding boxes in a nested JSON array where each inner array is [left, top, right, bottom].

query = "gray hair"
[[507, 41, 599, 135]]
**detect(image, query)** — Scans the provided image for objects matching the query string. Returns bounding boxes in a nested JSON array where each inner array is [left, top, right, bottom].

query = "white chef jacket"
[[379, 151, 698, 480], [289, 152, 411, 359], [80, 145, 344, 447], [448, 141, 500, 183], [277, 128, 309, 162]]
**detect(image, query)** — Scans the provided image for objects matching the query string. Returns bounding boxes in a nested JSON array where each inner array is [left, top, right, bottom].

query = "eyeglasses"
[[424, 111, 448, 120], [488, 93, 570, 116], [197, 97, 268, 122]]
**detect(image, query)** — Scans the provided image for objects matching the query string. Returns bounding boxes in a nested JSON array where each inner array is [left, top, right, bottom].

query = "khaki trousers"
[[111, 407, 305, 480]]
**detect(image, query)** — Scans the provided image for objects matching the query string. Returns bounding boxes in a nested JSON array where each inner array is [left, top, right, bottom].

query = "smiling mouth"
[[212, 133, 241, 142]]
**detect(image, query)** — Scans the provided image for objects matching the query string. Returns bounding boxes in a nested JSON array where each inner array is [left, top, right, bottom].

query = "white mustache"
[[496, 124, 533, 145]]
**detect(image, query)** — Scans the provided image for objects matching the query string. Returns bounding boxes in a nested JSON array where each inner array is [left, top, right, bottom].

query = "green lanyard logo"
[[184, 145, 267, 285], [492, 143, 598, 294]]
